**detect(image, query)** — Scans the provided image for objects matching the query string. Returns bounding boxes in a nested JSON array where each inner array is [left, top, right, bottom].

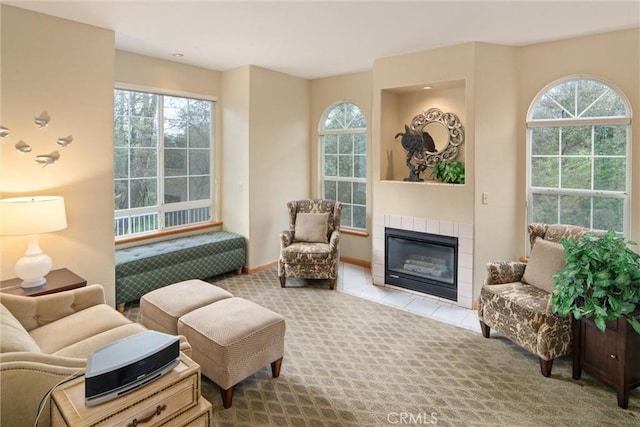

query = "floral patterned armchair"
[[477, 223, 594, 377], [278, 199, 342, 289]]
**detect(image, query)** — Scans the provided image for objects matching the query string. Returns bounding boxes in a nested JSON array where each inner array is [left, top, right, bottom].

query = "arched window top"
[[528, 78, 629, 121], [321, 102, 367, 131]]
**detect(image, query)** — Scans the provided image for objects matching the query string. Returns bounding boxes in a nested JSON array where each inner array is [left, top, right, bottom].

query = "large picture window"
[[114, 88, 214, 238], [527, 78, 630, 235], [320, 102, 367, 230]]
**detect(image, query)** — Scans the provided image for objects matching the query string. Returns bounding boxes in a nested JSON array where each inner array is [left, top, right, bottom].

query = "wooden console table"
[[0, 268, 86, 296], [572, 315, 640, 409], [51, 353, 212, 426]]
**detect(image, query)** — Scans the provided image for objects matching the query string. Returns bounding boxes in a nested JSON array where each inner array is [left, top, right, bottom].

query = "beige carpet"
[[126, 268, 639, 426]]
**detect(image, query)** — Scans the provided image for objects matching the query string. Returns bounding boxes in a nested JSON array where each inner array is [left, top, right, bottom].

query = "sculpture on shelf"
[[395, 107, 465, 182]]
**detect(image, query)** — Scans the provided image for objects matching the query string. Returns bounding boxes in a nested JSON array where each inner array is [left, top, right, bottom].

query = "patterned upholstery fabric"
[[477, 223, 592, 376], [116, 231, 246, 304], [278, 199, 342, 289]]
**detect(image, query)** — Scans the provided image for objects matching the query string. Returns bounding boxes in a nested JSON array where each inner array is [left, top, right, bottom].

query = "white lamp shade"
[[0, 196, 67, 236]]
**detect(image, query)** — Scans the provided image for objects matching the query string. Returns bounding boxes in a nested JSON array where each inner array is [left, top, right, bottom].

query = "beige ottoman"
[[178, 297, 286, 408], [140, 279, 233, 335]]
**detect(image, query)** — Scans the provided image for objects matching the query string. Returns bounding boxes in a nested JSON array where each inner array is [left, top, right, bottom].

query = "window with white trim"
[[320, 102, 367, 230], [114, 88, 214, 238], [527, 78, 631, 235]]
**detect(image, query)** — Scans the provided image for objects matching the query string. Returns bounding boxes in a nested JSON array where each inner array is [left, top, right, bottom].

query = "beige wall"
[[248, 67, 310, 268], [0, 6, 117, 304], [310, 71, 373, 263]]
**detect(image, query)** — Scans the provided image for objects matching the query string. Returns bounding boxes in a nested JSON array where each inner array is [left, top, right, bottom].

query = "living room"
[[1, 2, 639, 425]]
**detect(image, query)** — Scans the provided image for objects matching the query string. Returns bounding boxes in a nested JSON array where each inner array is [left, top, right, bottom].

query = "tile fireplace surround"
[[372, 213, 474, 309]]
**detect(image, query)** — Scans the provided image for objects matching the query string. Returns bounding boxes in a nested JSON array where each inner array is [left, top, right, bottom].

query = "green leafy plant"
[[551, 231, 640, 334], [430, 160, 465, 184]]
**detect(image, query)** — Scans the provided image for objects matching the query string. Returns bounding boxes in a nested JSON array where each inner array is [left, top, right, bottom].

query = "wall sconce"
[[0, 196, 67, 288]]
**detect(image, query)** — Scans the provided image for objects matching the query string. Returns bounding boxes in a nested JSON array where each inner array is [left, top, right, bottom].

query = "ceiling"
[[6, 1, 640, 79]]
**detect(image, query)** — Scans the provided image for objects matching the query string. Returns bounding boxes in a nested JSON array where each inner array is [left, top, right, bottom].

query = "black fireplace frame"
[[384, 227, 458, 301]]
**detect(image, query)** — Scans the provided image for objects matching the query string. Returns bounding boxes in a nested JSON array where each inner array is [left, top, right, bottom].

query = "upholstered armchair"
[[278, 199, 342, 289], [477, 223, 593, 377]]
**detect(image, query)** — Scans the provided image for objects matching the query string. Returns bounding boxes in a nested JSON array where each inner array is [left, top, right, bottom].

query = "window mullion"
[[158, 95, 165, 230]]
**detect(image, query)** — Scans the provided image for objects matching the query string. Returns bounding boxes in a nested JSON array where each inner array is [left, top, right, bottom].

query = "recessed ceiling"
[[6, 1, 639, 79]]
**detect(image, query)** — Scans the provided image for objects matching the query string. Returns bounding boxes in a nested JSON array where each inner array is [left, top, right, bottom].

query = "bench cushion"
[[115, 231, 245, 304]]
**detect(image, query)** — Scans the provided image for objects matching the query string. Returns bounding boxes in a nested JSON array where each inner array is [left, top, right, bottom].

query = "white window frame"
[[526, 77, 632, 236], [114, 83, 216, 239], [319, 102, 367, 231]]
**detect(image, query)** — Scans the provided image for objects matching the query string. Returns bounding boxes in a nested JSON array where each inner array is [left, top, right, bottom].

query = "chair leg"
[[539, 357, 553, 377], [271, 357, 283, 378], [220, 386, 234, 409], [279, 276, 286, 288], [329, 279, 336, 290], [479, 320, 490, 338]]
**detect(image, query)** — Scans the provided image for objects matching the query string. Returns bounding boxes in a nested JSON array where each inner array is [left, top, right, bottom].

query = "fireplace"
[[385, 227, 458, 301]]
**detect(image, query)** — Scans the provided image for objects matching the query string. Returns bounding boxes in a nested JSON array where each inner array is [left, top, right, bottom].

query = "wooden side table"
[[0, 268, 87, 296], [51, 353, 212, 426]]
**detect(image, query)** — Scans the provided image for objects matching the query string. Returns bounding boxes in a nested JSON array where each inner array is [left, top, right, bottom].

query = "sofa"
[[477, 223, 593, 377], [0, 285, 191, 427]]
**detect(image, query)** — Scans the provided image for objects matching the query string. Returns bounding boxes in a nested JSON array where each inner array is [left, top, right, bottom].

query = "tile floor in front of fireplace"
[[336, 262, 480, 333]]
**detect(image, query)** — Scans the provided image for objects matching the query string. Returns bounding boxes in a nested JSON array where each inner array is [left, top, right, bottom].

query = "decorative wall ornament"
[[395, 107, 465, 182], [1, 111, 74, 167]]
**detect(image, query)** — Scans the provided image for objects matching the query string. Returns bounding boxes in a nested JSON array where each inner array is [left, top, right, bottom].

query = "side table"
[[51, 353, 212, 426], [0, 268, 87, 296]]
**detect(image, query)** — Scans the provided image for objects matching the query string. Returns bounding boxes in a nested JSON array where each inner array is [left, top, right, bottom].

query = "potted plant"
[[430, 160, 465, 184], [551, 230, 640, 334]]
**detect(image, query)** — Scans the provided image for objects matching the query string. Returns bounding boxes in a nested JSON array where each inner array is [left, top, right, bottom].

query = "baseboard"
[[244, 261, 277, 274], [340, 256, 371, 269]]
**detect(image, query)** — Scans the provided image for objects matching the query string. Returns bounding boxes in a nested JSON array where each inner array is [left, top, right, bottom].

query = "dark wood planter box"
[[572, 314, 640, 409]]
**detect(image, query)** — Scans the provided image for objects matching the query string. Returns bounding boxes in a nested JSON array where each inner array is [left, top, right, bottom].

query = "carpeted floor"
[[126, 268, 639, 426]]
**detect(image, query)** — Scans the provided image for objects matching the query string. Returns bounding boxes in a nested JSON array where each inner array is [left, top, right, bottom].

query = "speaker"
[[85, 330, 180, 406]]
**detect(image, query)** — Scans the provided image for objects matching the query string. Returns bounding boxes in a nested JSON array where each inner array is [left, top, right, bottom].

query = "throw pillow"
[[522, 237, 566, 294], [294, 212, 329, 243]]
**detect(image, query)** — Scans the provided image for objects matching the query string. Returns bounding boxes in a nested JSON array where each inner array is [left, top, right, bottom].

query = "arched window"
[[527, 78, 631, 234], [319, 102, 367, 230]]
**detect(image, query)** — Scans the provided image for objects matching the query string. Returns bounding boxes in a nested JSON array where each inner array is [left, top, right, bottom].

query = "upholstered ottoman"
[[140, 279, 233, 335], [178, 297, 286, 408]]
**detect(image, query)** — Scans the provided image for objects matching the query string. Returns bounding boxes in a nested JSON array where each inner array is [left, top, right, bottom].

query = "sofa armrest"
[[485, 261, 526, 285], [1, 352, 86, 427], [279, 230, 293, 248], [0, 284, 106, 332], [329, 230, 340, 252]]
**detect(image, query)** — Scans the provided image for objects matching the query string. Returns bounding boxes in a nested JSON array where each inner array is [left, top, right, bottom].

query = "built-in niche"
[[380, 80, 466, 182]]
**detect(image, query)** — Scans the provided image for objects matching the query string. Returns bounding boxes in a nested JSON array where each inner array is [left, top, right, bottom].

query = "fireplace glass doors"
[[385, 227, 458, 301]]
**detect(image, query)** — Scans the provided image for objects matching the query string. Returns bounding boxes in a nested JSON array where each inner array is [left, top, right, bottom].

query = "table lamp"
[[0, 196, 67, 288]]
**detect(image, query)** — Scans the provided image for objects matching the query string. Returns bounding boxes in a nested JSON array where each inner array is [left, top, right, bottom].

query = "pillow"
[[0, 303, 41, 353], [294, 212, 329, 243], [522, 238, 566, 293]]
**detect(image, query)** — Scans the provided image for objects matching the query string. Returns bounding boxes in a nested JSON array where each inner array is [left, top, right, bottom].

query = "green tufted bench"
[[115, 231, 246, 309]]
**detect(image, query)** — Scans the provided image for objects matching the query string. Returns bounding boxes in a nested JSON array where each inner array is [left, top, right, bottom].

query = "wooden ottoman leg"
[[539, 357, 554, 377], [271, 357, 283, 378], [479, 320, 490, 338], [220, 386, 234, 409], [279, 276, 286, 288]]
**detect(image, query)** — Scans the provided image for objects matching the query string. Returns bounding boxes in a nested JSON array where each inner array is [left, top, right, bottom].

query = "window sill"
[[341, 228, 369, 238], [115, 221, 223, 246]]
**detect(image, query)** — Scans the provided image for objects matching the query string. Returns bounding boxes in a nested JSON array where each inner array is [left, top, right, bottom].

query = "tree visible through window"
[[114, 88, 214, 238], [320, 102, 367, 230], [527, 78, 630, 234]]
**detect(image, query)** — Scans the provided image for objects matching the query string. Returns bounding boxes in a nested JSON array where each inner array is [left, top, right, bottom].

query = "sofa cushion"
[[0, 304, 40, 353], [52, 323, 146, 358], [294, 213, 329, 243], [522, 238, 566, 294], [29, 304, 132, 354]]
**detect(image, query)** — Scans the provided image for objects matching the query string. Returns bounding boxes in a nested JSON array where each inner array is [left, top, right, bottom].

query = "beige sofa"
[[0, 285, 191, 427]]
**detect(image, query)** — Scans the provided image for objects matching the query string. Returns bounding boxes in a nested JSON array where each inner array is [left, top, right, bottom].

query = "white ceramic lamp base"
[[15, 235, 52, 288]]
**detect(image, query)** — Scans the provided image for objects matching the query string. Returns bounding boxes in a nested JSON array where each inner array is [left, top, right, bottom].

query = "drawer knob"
[[610, 354, 617, 360], [128, 404, 167, 427]]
